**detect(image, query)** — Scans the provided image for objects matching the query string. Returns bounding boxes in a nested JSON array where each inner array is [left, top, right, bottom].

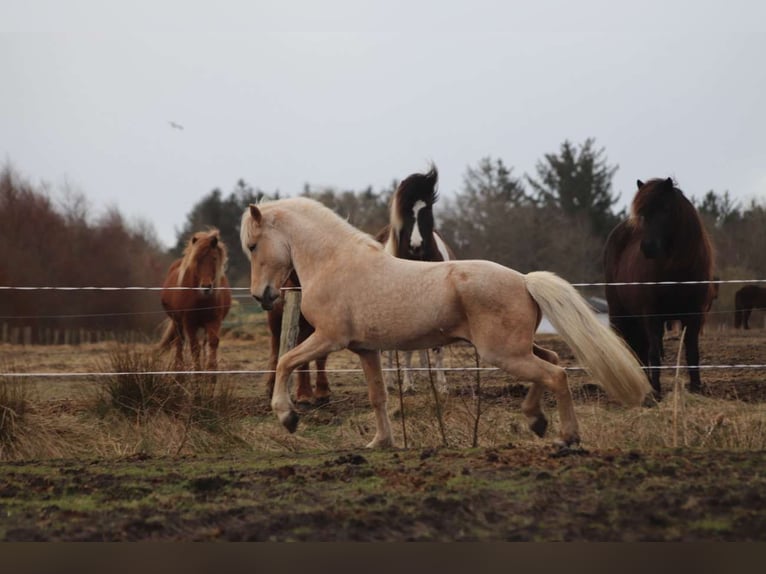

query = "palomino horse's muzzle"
[[253, 285, 280, 311]]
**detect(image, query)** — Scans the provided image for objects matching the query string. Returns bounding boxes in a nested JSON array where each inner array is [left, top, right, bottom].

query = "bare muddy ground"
[[0, 327, 765, 541]]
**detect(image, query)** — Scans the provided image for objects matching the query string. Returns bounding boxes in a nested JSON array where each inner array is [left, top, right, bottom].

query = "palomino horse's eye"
[[248, 243, 257, 253]]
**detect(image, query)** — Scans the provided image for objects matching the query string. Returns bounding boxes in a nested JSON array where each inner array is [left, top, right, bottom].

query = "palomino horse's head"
[[240, 204, 293, 311], [631, 177, 685, 260], [390, 165, 440, 260], [178, 229, 228, 295]]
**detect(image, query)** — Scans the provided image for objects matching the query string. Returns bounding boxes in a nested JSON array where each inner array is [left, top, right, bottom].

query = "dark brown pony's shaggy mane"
[[628, 178, 714, 278]]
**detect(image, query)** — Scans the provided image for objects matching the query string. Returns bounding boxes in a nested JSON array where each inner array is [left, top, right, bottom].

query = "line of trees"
[[0, 167, 171, 335], [3, 137, 765, 336]]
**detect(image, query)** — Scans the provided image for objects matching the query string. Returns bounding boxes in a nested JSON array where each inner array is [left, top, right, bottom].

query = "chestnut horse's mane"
[[177, 228, 228, 286]]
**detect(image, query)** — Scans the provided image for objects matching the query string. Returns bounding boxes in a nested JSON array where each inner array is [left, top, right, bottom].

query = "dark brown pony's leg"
[[743, 306, 752, 330], [646, 318, 664, 399], [683, 318, 703, 393]]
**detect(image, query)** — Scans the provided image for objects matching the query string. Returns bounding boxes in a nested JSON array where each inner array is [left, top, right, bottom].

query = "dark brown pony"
[[264, 271, 329, 405], [159, 229, 232, 370], [604, 178, 715, 398], [734, 285, 766, 329]]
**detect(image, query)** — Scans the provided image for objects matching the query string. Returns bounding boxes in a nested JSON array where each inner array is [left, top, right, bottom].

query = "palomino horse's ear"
[[636, 180, 644, 189], [249, 204, 262, 224]]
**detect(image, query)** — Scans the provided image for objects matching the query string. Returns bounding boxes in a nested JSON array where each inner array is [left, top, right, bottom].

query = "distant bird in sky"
[[168, 121, 184, 130]]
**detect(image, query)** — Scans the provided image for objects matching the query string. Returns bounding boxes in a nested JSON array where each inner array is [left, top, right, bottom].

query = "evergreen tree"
[[526, 138, 620, 237]]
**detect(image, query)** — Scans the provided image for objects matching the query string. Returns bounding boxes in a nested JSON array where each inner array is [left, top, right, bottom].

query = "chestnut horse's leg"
[[186, 319, 202, 371], [172, 319, 185, 371], [205, 320, 222, 371], [354, 349, 393, 449]]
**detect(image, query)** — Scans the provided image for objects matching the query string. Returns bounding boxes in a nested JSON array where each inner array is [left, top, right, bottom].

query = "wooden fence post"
[[278, 289, 302, 392]]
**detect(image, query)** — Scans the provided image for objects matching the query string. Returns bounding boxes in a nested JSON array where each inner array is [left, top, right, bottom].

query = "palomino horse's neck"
[[271, 202, 382, 285]]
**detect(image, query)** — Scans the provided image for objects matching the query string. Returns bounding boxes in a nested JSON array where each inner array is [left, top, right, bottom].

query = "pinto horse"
[[159, 229, 232, 371], [241, 197, 650, 449], [604, 178, 715, 398], [734, 285, 766, 329], [264, 271, 330, 405], [375, 165, 456, 393]]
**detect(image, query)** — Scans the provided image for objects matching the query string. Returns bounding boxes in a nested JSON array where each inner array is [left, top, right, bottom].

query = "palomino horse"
[[734, 285, 766, 329], [264, 271, 330, 405], [604, 178, 715, 399], [241, 197, 650, 448], [375, 165, 456, 393], [160, 229, 232, 370]]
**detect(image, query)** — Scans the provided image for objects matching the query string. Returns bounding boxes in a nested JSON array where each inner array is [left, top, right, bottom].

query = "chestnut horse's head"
[[240, 204, 293, 311], [178, 229, 228, 295]]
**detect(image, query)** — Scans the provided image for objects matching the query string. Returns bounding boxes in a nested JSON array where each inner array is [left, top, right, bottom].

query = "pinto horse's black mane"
[[386, 165, 446, 261]]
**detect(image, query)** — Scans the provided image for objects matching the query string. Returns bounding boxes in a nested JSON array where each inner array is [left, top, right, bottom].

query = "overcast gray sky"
[[3, 0, 765, 248]]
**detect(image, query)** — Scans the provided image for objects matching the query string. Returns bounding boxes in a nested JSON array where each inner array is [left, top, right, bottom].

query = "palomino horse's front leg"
[[272, 333, 342, 433], [354, 349, 394, 448]]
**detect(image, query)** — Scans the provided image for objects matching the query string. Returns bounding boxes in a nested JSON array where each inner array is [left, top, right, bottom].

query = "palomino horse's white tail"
[[524, 271, 651, 406]]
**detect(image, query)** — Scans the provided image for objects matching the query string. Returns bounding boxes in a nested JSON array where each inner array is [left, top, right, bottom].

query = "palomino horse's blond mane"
[[178, 228, 228, 286]]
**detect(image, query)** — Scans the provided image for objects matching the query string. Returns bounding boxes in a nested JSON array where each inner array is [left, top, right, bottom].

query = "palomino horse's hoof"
[[529, 416, 548, 438], [282, 410, 300, 433]]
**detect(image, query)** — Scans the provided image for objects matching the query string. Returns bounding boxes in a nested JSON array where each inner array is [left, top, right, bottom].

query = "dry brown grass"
[[0, 321, 764, 461]]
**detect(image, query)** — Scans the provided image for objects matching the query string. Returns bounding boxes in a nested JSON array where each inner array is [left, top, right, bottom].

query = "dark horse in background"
[[375, 165, 456, 392], [604, 178, 715, 399], [734, 285, 766, 329], [160, 229, 232, 370], [264, 271, 329, 405]]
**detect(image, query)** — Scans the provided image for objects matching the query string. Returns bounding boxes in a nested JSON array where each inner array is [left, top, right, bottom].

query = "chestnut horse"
[[734, 285, 766, 329], [241, 197, 650, 449], [375, 165, 456, 393], [159, 229, 232, 370], [604, 178, 715, 399]]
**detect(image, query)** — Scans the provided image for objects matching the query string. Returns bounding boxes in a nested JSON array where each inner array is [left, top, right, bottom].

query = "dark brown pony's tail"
[[158, 319, 178, 351]]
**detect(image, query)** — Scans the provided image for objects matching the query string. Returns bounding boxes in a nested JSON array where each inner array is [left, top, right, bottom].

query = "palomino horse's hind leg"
[[486, 348, 579, 447], [354, 349, 393, 448], [521, 344, 561, 438]]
